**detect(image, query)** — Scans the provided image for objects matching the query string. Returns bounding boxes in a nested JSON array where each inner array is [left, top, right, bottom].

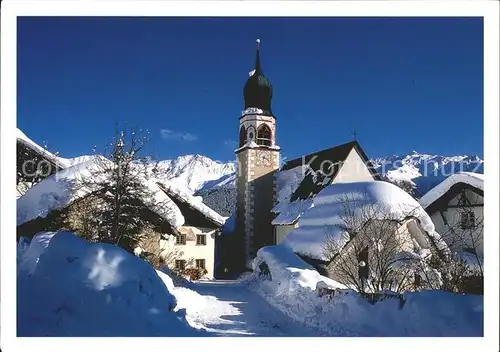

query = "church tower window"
[[239, 126, 247, 147], [257, 124, 272, 146]]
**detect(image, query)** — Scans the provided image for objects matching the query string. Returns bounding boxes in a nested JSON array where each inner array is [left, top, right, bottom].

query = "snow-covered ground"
[[168, 281, 322, 336], [17, 232, 206, 337], [16, 231, 483, 337], [249, 245, 483, 337]]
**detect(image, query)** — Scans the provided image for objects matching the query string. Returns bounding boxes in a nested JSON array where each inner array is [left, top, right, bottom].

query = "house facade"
[[418, 172, 484, 257], [156, 184, 224, 279]]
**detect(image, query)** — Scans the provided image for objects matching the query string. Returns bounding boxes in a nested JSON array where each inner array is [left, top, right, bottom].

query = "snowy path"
[[172, 280, 323, 337]]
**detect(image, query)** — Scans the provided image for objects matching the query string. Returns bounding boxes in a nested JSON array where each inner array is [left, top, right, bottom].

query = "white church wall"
[[332, 147, 375, 184], [275, 223, 298, 245]]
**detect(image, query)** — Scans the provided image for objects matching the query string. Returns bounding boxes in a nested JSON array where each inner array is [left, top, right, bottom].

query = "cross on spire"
[[352, 127, 358, 141]]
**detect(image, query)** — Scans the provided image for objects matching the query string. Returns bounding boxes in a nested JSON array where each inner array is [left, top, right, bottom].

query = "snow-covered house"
[[17, 159, 225, 279], [17, 128, 67, 197], [156, 183, 226, 278], [272, 141, 380, 244], [418, 172, 484, 258], [280, 181, 448, 290]]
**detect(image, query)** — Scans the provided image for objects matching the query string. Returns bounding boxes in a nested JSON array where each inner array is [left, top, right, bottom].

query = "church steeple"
[[254, 39, 262, 75], [243, 39, 273, 115]]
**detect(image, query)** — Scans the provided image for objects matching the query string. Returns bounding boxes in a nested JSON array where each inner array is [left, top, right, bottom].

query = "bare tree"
[[323, 193, 442, 293]]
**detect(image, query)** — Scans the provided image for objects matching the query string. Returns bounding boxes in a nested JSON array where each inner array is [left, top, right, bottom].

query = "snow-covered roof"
[[271, 141, 380, 225], [17, 158, 185, 229], [17, 128, 66, 169], [418, 172, 484, 210], [281, 180, 447, 261], [156, 182, 227, 227], [233, 140, 281, 153], [272, 198, 313, 226], [271, 165, 311, 225]]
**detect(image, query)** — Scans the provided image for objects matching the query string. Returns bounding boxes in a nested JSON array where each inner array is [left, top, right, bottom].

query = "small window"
[[463, 247, 477, 255], [460, 211, 476, 230], [195, 259, 206, 269], [196, 234, 206, 245], [176, 234, 186, 245], [175, 260, 186, 271]]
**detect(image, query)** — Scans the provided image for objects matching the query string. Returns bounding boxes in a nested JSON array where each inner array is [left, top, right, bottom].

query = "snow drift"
[[17, 232, 207, 336], [250, 245, 483, 337]]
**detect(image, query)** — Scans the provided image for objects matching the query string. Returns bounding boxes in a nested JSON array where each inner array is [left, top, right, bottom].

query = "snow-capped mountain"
[[370, 151, 483, 196], [17, 128, 483, 216], [150, 155, 236, 194]]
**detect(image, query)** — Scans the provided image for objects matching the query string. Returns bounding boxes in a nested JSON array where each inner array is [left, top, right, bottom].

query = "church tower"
[[235, 39, 280, 269]]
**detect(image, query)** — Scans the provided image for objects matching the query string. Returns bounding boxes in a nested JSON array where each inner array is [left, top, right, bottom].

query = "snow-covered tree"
[[73, 126, 164, 253]]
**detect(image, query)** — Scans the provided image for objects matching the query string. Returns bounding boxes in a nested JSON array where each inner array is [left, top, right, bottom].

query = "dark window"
[[175, 260, 186, 271], [463, 247, 477, 255], [195, 259, 206, 269], [414, 273, 421, 288], [196, 234, 206, 245], [239, 126, 247, 147], [176, 234, 186, 245], [257, 124, 272, 146], [460, 211, 476, 230], [357, 246, 369, 280]]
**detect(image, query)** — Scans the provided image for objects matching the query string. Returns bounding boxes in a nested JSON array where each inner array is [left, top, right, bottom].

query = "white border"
[[2, 1, 498, 351]]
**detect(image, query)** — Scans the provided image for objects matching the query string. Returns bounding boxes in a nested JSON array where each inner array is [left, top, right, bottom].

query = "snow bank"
[[419, 172, 484, 209], [249, 245, 483, 337], [17, 232, 205, 336], [17, 158, 185, 229], [282, 181, 447, 260], [253, 245, 346, 293]]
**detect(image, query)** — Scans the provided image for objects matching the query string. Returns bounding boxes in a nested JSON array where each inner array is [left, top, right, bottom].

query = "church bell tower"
[[235, 39, 280, 269]]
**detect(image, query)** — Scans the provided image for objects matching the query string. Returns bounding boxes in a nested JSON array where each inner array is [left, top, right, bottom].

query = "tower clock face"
[[257, 150, 272, 166]]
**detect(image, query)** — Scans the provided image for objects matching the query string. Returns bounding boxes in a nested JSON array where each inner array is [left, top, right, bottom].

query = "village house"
[[418, 172, 484, 258]]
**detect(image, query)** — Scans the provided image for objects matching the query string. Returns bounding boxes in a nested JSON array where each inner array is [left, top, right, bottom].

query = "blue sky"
[[18, 17, 483, 162]]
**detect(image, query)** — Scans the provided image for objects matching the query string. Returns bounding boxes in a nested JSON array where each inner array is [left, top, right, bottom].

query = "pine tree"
[[74, 126, 162, 253]]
